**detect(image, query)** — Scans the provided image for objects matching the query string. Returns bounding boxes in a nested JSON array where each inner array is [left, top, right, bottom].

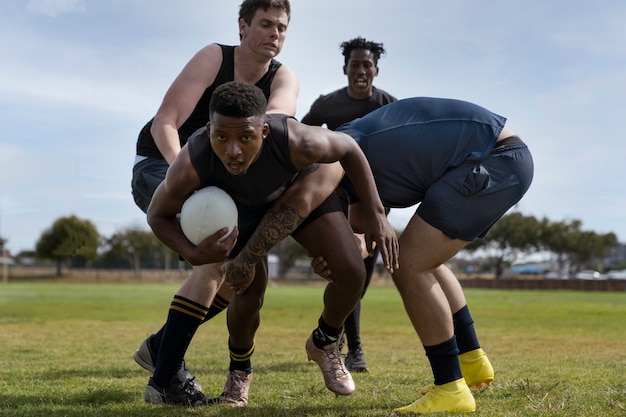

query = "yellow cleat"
[[394, 378, 476, 414], [459, 348, 494, 388]]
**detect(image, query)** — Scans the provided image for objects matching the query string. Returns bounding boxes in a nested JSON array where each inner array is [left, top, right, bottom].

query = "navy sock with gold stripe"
[[153, 295, 208, 388], [149, 294, 229, 354], [203, 293, 230, 322], [228, 339, 255, 373]]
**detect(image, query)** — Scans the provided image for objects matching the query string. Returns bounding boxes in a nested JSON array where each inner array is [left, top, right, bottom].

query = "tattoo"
[[241, 202, 305, 264], [225, 261, 256, 291]]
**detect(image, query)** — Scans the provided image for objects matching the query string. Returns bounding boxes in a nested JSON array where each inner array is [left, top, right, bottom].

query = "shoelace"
[[322, 348, 348, 376], [180, 377, 200, 396]]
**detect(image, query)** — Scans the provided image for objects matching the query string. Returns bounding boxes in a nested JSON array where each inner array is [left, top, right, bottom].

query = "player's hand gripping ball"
[[179, 186, 238, 245]]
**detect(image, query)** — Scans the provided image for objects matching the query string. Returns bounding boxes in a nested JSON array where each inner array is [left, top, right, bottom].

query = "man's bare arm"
[[225, 162, 343, 293]]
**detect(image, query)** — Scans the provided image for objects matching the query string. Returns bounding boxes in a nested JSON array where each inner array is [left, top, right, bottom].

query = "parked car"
[[574, 270, 602, 280], [606, 269, 626, 280], [512, 265, 543, 275], [544, 271, 569, 280]]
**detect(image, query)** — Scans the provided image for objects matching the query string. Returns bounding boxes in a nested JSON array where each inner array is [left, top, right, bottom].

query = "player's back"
[[337, 97, 508, 208]]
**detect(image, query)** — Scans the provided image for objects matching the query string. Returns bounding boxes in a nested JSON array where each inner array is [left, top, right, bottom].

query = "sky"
[[1, 0, 625, 255]]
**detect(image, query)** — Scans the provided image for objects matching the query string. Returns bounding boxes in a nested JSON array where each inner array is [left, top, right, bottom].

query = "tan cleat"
[[394, 378, 475, 414], [459, 348, 494, 388], [217, 370, 252, 407], [305, 334, 355, 396]]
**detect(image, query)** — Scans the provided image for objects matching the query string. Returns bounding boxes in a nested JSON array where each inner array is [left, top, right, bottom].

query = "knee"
[[330, 256, 366, 289], [232, 290, 265, 316]]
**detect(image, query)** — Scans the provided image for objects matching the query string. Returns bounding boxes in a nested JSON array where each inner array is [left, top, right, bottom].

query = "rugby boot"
[[217, 370, 252, 407], [394, 378, 475, 414], [144, 368, 214, 406], [305, 333, 355, 395], [459, 348, 494, 388]]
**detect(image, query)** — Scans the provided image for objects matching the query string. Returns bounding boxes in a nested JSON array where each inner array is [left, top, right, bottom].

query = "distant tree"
[[539, 219, 581, 273], [0, 236, 7, 259], [96, 227, 176, 274], [1, 236, 8, 284], [567, 230, 618, 272], [464, 212, 541, 278], [35, 215, 100, 276], [537, 219, 616, 273]]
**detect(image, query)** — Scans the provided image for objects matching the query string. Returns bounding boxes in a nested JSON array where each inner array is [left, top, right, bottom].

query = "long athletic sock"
[[344, 301, 362, 351], [153, 295, 208, 388], [203, 294, 230, 323], [424, 336, 462, 385], [344, 251, 376, 352], [453, 305, 480, 354], [312, 316, 342, 349], [149, 294, 229, 353], [228, 339, 255, 372]]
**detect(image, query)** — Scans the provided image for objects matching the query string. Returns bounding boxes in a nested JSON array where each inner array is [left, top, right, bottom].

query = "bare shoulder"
[[285, 117, 312, 140], [196, 43, 223, 57], [275, 63, 298, 82], [285, 118, 331, 168], [184, 43, 224, 78]]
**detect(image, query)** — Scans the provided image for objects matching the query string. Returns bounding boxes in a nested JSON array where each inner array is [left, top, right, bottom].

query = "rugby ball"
[[179, 186, 238, 245]]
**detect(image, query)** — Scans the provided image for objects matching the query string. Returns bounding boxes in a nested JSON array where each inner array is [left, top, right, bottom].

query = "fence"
[[461, 277, 626, 291], [3, 266, 626, 291]]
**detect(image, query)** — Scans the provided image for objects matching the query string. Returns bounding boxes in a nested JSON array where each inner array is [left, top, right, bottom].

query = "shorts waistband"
[[492, 135, 524, 152]]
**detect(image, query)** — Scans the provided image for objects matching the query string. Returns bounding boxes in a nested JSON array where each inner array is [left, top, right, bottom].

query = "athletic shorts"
[[417, 136, 534, 241], [131, 157, 168, 213], [230, 191, 343, 258]]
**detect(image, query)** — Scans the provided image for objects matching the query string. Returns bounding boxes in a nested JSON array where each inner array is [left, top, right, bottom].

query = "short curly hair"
[[340, 36, 387, 66], [209, 81, 267, 119]]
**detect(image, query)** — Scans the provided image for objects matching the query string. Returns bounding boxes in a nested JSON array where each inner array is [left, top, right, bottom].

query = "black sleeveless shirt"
[[187, 114, 299, 209], [136, 44, 282, 158]]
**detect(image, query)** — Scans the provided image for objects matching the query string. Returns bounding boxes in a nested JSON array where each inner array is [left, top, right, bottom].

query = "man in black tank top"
[[133, 0, 352, 408], [143, 82, 397, 406], [129, 0, 307, 406], [131, 0, 298, 214]]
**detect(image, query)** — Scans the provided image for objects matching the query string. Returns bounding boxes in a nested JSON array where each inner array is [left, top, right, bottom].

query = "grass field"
[[0, 281, 625, 416]]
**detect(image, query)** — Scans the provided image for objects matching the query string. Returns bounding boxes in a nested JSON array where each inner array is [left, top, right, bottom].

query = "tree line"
[[2, 212, 621, 278]]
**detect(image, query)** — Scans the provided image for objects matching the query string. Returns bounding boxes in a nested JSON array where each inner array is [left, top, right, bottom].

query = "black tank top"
[[187, 114, 299, 209], [136, 44, 282, 158]]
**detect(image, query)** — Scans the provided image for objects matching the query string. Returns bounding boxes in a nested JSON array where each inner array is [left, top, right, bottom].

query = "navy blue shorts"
[[131, 157, 168, 213], [417, 137, 534, 240]]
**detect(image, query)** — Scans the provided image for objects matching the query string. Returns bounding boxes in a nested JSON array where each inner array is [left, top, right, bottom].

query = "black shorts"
[[230, 191, 343, 257]]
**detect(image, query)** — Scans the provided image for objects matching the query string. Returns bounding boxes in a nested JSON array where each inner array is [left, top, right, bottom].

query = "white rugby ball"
[[179, 186, 238, 245]]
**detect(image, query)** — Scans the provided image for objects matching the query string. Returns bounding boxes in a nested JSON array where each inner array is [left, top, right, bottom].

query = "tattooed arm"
[[225, 202, 304, 294], [225, 162, 344, 294]]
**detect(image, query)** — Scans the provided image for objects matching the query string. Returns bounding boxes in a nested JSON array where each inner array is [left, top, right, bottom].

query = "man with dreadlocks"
[[301, 36, 397, 130], [301, 37, 397, 372]]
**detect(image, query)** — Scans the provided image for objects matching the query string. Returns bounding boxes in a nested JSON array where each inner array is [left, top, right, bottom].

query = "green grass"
[[0, 281, 625, 416]]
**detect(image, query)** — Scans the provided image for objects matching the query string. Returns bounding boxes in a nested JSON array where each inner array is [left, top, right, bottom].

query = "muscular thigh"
[[398, 214, 468, 274], [292, 210, 365, 282]]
